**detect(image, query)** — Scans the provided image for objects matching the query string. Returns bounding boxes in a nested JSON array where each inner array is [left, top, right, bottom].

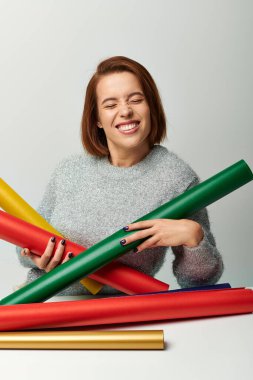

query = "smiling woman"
[[96, 72, 152, 166], [81, 56, 166, 163], [17, 56, 224, 294]]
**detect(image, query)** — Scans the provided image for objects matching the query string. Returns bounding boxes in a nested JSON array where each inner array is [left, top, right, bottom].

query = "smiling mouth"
[[116, 121, 140, 132]]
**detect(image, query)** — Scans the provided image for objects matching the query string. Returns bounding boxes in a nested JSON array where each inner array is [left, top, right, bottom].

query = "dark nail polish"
[[61, 239, 66, 245], [120, 239, 126, 246], [133, 247, 138, 253], [51, 237, 56, 243], [68, 252, 74, 258], [123, 226, 129, 231]]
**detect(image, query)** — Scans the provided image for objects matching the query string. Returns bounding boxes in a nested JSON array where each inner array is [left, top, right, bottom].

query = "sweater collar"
[[96, 145, 161, 179]]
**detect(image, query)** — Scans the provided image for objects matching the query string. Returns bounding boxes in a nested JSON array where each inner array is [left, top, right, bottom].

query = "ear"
[[97, 122, 102, 128]]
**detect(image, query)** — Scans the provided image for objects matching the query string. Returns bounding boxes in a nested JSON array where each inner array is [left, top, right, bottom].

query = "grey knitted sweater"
[[17, 145, 224, 294]]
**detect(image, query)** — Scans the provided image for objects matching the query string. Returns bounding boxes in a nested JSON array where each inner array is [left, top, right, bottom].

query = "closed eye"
[[130, 99, 143, 103], [104, 104, 116, 108], [104, 98, 143, 108]]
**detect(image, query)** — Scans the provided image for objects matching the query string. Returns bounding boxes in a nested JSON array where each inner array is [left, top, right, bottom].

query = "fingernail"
[[51, 237, 56, 242], [123, 226, 129, 231], [133, 247, 138, 253], [61, 239, 66, 245], [120, 239, 126, 246], [68, 252, 74, 258]]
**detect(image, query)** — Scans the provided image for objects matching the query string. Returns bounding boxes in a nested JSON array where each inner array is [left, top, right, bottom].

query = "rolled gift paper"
[[0, 288, 252, 331], [0, 178, 102, 294], [0, 178, 61, 233], [0, 330, 164, 350], [1, 159, 252, 305], [161, 283, 232, 293], [0, 210, 169, 294], [0, 179, 168, 295]]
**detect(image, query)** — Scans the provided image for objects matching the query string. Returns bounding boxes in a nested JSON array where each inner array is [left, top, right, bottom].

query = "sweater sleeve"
[[171, 176, 224, 288], [16, 167, 58, 269]]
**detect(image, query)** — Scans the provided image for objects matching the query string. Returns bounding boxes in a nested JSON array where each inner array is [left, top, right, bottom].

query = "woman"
[[18, 56, 224, 294]]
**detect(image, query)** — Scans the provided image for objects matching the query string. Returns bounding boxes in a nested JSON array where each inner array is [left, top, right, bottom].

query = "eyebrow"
[[101, 91, 144, 105]]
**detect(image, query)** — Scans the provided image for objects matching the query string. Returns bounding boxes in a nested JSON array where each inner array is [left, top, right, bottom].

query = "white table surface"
[[0, 294, 252, 380]]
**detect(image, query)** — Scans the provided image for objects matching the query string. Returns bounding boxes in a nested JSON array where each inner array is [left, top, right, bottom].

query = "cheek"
[[143, 108, 151, 127], [100, 110, 114, 124], [140, 104, 151, 120]]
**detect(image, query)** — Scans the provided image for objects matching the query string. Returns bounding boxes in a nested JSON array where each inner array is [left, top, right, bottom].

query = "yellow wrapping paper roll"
[[0, 178, 103, 294], [0, 330, 164, 350]]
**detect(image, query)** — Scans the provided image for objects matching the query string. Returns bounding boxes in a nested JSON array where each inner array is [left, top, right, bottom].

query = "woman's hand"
[[20, 237, 73, 273], [120, 219, 204, 253]]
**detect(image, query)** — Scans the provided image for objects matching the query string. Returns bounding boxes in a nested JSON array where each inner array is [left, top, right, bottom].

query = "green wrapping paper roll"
[[1, 160, 252, 305]]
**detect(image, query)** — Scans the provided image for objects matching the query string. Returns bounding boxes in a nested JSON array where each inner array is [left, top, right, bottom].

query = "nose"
[[119, 103, 133, 117]]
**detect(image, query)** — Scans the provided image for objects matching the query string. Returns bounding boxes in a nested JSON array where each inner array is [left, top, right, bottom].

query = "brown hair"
[[81, 56, 167, 156]]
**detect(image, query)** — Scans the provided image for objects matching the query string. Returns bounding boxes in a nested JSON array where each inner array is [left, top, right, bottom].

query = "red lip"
[[115, 120, 140, 128]]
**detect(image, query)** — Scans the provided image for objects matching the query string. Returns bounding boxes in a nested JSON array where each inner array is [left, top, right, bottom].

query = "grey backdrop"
[[0, 0, 252, 298]]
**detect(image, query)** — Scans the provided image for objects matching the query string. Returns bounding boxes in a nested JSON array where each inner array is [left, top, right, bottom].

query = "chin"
[[122, 141, 146, 151]]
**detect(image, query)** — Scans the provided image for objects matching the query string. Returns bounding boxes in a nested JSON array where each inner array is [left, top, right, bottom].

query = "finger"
[[39, 237, 57, 269], [134, 236, 159, 253], [21, 249, 42, 267], [62, 252, 74, 264], [120, 228, 154, 246], [21, 248, 30, 257], [45, 239, 66, 272], [123, 220, 157, 231], [22, 249, 39, 265], [27, 252, 43, 267]]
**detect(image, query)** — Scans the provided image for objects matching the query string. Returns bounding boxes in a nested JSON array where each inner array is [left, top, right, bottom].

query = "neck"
[[108, 143, 151, 168]]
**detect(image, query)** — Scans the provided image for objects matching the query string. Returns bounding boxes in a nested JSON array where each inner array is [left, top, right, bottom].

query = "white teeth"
[[117, 123, 138, 131]]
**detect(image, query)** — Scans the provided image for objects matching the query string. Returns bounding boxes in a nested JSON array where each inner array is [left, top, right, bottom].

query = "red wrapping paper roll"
[[0, 288, 252, 331], [0, 210, 169, 294]]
